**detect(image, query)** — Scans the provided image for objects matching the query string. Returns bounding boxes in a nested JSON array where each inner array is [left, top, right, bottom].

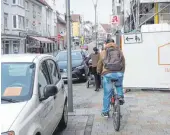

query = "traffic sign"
[[111, 15, 119, 24], [58, 34, 61, 39], [124, 33, 142, 44]]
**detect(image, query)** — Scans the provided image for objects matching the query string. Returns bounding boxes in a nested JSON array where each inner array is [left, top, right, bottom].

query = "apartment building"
[[1, 0, 56, 54], [1, 0, 27, 54]]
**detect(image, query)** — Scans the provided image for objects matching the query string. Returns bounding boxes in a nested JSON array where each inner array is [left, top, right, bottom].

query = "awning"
[[29, 36, 54, 43]]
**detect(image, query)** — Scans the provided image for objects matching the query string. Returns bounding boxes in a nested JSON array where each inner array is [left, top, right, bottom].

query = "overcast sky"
[[70, 0, 112, 24]]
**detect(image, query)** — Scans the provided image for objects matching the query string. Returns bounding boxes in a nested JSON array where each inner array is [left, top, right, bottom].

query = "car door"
[[37, 61, 55, 135], [46, 59, 65, 130]]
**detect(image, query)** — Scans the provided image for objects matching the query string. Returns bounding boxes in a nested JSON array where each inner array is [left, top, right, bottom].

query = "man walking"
[[86, 47, 101, 91], [97, 39, 125, 117]]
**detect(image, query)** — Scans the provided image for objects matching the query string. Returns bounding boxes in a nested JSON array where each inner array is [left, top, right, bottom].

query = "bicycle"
[[110, 79, 123, 131]]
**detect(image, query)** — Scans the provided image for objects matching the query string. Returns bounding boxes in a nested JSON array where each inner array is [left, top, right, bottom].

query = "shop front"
[[26, 36, 55, 54], [1, 34, 25, 54]]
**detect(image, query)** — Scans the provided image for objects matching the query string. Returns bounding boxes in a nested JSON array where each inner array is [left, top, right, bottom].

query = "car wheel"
[[58, 102, 68, 130]]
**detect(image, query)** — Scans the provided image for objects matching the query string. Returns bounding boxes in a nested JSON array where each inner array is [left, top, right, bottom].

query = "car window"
[[57, 51, 82, 61], [38, 62, 50, 98], [1, 62, 35, 103], [46, 59, 59, 84]]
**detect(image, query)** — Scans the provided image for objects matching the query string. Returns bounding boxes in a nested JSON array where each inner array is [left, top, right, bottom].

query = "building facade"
[[98, 24, 112, 40], [1, 0, 27, 54], [71, 14, 82, 45], [1, 0, 58, 54]]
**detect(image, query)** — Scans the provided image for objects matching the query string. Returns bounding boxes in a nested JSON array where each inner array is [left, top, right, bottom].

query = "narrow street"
[[56, 82, 170, 135]]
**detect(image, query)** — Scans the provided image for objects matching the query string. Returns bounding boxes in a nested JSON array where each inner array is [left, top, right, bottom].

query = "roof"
[[1, 54, 52, 63], [71, 14, 81, 22], [101, 24, 112, 33]]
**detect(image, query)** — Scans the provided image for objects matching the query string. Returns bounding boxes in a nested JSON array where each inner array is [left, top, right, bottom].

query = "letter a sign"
[[111, 15, 119, 24]]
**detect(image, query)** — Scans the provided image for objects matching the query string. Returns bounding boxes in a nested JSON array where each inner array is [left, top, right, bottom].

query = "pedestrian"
[[86, 47, 101, 91], [97, 39, 126, 117]]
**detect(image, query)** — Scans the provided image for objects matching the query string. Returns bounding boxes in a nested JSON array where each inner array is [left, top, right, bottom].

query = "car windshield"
[[1, 62, 35, 103], [57, 51, 82, 61]]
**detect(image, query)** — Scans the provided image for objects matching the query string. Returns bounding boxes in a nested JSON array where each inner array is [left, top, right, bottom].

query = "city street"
[[55, 41, 170, 135], [56, 82, 170, 135]]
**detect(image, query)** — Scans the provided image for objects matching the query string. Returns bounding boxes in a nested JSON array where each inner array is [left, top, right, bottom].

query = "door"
[[38, 61, 55, 134], [46, 59, 65, 130]]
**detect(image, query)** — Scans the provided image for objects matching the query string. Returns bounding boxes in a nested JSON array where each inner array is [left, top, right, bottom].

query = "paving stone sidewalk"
[[57, 83, 170, 135]]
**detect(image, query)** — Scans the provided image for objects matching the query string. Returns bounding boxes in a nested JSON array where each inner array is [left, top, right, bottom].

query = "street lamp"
[[66, 0, 73, 112], [92, 0, 99, 47]]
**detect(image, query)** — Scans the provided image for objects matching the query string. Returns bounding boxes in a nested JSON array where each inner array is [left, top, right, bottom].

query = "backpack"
[[103, 47, 123, 71]]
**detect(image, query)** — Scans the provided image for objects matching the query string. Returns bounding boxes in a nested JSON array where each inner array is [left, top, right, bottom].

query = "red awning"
[[30, 36, 54, 43]]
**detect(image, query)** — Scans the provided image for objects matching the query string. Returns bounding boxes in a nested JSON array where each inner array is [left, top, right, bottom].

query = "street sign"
[[124, 33, 142, 44], [111, 15, 120, 24]]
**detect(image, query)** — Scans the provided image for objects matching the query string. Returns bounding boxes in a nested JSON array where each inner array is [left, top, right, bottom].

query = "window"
[[4, 13, 8, 29], [3, 41, 9, 54], [38, 6, 41, 15], [25, 1, 28, 10], [26, 19, 29, 28], [18, 16, 25, 29], [18, 0, 24, 7], [13, 15, 17, 28], [13, 40, 20, 54], [1, 63, 35, 103], [46, 60, 59, 84], [13, 0, 16, 4], [38, 62, 50, 98], [32, 4, 36, 18]]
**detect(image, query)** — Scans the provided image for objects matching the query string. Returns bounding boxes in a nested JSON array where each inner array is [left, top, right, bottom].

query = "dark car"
[[56, 50, 89, 82]]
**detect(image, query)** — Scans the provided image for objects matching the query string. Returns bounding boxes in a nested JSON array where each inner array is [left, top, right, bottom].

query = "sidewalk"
[[58, 84, 170, 135]]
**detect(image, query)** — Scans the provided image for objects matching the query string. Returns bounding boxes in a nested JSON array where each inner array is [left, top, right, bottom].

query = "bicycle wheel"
[[112, 99, 120, 131]]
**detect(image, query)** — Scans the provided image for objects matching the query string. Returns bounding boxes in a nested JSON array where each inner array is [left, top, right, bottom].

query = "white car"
[[1, 54, 68, 135]]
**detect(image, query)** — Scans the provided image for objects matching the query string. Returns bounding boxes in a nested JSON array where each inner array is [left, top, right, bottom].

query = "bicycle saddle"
[[111, 79, 118, 82]]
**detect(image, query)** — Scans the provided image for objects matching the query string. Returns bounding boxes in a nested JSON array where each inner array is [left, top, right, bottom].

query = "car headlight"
[[1, 131, 15, 135], [76, 65, 84, 69]]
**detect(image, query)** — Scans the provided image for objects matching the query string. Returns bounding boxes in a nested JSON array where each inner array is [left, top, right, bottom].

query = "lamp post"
[[92, 0, 99, 47], [66, 0, 73, 112]]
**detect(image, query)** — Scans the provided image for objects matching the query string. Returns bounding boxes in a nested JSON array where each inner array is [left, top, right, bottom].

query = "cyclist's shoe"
[[101, 112, 109, 118], [119, 97, 125, 105]]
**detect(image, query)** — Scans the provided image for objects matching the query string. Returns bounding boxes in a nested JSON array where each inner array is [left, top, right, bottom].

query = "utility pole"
[[94, 4, 97, 47], [66, 0, 73, 112]]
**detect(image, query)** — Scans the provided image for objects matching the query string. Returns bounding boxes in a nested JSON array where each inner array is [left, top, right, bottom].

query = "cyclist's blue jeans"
[[102, 72, 124, 113]]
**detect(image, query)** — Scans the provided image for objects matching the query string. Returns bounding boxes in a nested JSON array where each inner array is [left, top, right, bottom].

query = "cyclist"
[[97, 39, 126, 117]]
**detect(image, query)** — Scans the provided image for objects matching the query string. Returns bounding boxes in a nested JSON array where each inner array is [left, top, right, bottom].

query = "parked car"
[[56, 50, 89, 81], [1, 54, 68, 135]]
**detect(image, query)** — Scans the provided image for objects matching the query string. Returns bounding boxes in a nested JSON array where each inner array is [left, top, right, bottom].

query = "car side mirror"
[[41, 85, 58, 101]]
